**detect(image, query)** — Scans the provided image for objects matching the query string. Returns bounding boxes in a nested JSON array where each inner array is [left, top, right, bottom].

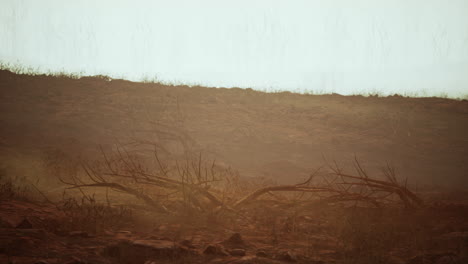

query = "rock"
[[275, 250, 297, 262], [133, 239, 176, 249], [226, 233, 244, 244], [208, 257, 234, 264], [229, 248, 246, 256], [68, 231, 89, 238], [16, 217, 33, 229], [104, 239, 194, 264], [203, 244, 229, 256], [222, 233, 247, 249], [34, 261, 50, 264], [230, 256, 283, 264], [230, 256, 257, 264], [158, 225, 168, 231], [307, 261, 325, 264], [64, 256, 86, 264], [256, 250, 268, 257], [115, 230, 133, 239], [180, 239, 196, 249]]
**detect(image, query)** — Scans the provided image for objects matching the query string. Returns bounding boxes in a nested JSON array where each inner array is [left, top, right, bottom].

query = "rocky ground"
[[1, 195, 468, 264]]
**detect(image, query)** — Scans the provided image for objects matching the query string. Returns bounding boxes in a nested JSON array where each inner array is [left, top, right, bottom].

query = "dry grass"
[[0, 167, 32, 202], [57, 195, 134, 234], [2, 150, 468, 264]]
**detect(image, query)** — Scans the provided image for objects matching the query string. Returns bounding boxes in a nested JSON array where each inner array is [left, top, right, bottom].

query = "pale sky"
[[1, 0, 468, 97]]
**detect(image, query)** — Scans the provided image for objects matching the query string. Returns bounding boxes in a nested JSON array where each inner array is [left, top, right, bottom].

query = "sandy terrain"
[[1, 70, 468, 264], [1, 69, 467, 186]]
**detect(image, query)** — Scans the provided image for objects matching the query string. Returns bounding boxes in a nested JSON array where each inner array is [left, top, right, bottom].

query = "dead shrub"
[[0, 167, 32, 201], [57, 194, 133, 234]]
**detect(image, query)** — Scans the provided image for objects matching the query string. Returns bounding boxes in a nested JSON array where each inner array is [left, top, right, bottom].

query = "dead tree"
[[59, 144, 234, 214], [60, 142, 423, 215], [233, 158, 423, 209]]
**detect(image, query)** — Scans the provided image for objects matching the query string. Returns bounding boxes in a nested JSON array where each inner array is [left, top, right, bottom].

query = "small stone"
[[229, 248, 246, 256], [229, 256, 257, 264], [226, 233, 243, 244], [203, 244, 229, 256], [230, 256, 284, 264], [276, 250, 297, 262], [104, 239, 194, 264], [103, 230, 114, 236], [133, 239, 175, 250], [34, 261, 50, 264], [64, 256, 86, 264], [117, 230, 132, 235], [222, 233, 247, 248], [180, 239, 196, 249], [256, 250, 268, 257], [16, 218, 33, 229]]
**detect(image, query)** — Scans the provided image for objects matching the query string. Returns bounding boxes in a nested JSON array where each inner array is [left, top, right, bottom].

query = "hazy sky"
[[1, 0, 468, 97]]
